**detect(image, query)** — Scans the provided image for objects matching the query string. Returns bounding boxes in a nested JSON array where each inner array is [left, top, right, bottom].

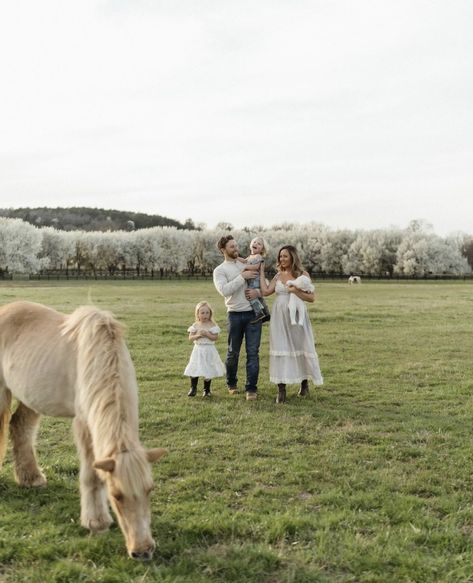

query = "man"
[[213, 235, 263, 401]]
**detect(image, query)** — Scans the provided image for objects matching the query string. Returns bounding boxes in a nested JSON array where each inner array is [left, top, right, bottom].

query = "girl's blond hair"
[[250, 236, 268, 257], [194, 301, 216, 325]]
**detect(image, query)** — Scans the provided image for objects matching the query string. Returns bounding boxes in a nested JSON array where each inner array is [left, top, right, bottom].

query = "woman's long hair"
[[277, 245, 304, 278]]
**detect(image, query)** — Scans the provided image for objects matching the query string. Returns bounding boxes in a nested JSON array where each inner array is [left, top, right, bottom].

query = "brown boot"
[[298, 379, 309, 397], [276, 384, 286, 403]]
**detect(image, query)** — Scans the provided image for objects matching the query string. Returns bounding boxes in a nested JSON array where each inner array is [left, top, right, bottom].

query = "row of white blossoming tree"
[[1, 217, 472, 278]]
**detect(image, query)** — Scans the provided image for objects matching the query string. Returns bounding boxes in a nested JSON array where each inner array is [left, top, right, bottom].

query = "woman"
[[260, 245, 323, 403]]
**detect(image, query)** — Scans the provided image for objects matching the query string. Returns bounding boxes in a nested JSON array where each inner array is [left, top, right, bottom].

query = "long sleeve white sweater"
[[213, 260, 253, 312]]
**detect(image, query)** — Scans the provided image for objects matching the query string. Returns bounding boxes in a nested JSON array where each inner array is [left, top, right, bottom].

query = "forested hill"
[[0, 207, 195, 231]]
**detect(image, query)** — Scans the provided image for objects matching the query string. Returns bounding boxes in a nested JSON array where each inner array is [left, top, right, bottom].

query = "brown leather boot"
[[298, 379, 309, 397], [276, 384, 286, 403]]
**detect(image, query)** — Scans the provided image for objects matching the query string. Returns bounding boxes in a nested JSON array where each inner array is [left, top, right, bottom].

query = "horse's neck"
[[80, 358, 141, 458]]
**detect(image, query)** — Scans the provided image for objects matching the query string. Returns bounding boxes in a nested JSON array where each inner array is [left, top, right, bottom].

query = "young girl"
[[184, 301, 226, 397], [238, 236, 271, 324]]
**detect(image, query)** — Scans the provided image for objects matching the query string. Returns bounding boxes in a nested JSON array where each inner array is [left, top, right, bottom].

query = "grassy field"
[[1, 280, 473, 582]]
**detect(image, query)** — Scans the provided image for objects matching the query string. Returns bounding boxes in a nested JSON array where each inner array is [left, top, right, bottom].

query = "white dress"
[[269, 279, 323, 385], [184, 325, 226, 379]]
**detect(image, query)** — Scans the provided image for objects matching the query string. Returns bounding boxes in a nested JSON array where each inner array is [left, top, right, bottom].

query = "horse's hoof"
[[30, 474, 47, 487], [16, 472, 47, 487], [84, 516, 113, 533]]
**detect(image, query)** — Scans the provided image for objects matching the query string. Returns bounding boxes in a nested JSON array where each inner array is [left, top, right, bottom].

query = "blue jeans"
[[247, 277, 266, 316], [226, 311, 262, 393]]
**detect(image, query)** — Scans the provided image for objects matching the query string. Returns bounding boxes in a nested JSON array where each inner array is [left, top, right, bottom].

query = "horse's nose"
[[131, 549, 152, 560], [130, 542, 155, 561]]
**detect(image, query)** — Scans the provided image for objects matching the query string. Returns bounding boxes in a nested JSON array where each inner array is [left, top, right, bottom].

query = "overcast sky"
[[1, 1, 472, 234]]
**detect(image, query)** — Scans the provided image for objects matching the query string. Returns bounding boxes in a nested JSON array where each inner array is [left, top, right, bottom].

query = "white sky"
[[1, 0, 472, 234]]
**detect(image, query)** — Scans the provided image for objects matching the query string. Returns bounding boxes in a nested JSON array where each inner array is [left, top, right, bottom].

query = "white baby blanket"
[[286, 275, 314, 326]]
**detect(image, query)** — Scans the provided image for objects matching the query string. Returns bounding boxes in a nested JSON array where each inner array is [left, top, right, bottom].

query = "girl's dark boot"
[[188, 377, 198, 397], [276, 383, 286, 403], [298, 379, 309, 397], [203, 379, 212, 397]]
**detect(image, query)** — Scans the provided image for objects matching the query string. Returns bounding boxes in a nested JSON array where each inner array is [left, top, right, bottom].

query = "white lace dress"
[[184, 325, 226, 379], [269, 279, 323, 385]]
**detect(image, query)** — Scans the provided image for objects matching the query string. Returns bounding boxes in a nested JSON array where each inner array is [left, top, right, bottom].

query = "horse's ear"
[[146, 448, 167, 463], [93, 458, 116, 472]]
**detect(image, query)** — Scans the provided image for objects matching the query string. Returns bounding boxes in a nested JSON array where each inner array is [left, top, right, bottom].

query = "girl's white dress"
[[184, 325, 226, 379], [269, 279, 323, 385]]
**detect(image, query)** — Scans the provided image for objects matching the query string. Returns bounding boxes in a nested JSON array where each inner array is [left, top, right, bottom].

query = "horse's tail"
[[0, 389, 12, 469]]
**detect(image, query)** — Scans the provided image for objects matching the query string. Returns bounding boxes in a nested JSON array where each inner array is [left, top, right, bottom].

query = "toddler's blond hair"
[[250, 236, 268, 257]]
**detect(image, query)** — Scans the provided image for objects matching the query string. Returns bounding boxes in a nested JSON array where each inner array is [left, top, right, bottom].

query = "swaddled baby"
[[286, 275, 314, 325]]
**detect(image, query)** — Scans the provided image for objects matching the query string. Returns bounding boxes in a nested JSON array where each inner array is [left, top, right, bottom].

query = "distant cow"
[[348, 275, 361, 284]]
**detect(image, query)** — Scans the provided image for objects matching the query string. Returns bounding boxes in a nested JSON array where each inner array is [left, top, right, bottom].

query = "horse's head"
[[94, 447, 166, 560]]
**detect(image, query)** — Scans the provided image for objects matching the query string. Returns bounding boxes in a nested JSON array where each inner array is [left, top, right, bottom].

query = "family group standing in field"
[[0, 232, 325, 561], [184, 234, 324, 402]]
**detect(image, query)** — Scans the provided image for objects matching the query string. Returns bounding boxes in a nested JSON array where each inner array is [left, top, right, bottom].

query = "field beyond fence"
[[1, 279, 473, 582]]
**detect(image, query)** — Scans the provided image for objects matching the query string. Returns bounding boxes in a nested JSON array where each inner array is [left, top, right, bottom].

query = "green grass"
[[1, 280, 473, 582]]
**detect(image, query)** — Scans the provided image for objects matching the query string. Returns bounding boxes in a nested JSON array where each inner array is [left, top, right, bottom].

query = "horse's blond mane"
[[62, 306, 139, 459]]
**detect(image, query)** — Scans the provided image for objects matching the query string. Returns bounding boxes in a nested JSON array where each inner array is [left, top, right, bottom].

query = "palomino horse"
[[0, 301, 166, 560]]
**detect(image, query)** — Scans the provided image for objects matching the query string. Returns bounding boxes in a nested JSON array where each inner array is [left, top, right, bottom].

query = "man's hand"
[[245, 288, 260, 300], [242, 270, 257, 280]]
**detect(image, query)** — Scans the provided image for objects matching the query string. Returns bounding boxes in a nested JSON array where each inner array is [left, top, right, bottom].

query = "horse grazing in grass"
[[0, 301, 166, 560], [348, 275, 362, 284]]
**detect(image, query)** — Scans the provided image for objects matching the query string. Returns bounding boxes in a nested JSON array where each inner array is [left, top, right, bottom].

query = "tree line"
[[0, 207, 198, 232], [0, 217, 472, 278]]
